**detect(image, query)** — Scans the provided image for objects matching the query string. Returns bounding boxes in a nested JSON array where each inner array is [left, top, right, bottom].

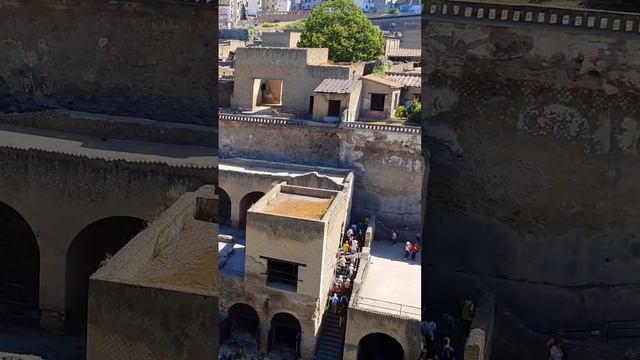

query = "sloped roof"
[[387, 48, 421, 58], [362, 74, 404, 89], [385, 74, 421, 88], [314, 78, 361, 94]]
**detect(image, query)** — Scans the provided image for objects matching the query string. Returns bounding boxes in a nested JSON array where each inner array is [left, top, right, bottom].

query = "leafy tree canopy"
[[298, 0, 385, 63]]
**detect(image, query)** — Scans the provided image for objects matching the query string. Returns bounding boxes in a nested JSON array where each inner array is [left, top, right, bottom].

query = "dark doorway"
[[309, 96, 314, 114], [328, 100, 341, 117], [370, 94, 385, 111], [357, 332, 404, 360], [0, 202, 39, 319], [269, 313, 301, 359], [65, 216, 146, 336], [239, 192, 264, 229], [223, 303, 261, 350], [216, 187, 232, 227]]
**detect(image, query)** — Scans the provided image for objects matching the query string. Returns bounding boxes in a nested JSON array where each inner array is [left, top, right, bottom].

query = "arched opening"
[[65, 216, 146, 335], [220, 303, 261, 357], [357, 332, 404, 360], [216, 187, 232, 227], [239, 192, 264, 229], [269, 312, 301, 359], [0, 202, 39, 319]]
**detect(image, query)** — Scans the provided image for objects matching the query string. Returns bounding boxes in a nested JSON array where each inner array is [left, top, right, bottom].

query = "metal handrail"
[[356, 296, 421, 317]]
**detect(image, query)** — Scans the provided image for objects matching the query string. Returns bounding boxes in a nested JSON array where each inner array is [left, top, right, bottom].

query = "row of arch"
[[0, 201, 146, 334], [221, 303, 405, 360], [216, 187, 264, 228]]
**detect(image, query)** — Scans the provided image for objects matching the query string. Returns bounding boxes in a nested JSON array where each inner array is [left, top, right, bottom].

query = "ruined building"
[[0, 1, 218, 358]]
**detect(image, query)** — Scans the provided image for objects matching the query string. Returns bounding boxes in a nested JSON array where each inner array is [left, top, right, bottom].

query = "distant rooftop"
[[362, 74, 404, 88], [314, 78, 361, 94], [387, 48, 421, 58], [385, 74, 421, 88]]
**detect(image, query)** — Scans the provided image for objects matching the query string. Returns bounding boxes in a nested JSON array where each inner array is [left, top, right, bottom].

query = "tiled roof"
[[385, 74, 421, 88], [362, 74, 404, 88], [314, 78, 361, 94], [387, 48, 421, 58]]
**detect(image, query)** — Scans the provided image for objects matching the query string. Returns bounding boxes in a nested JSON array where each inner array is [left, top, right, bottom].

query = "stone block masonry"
[[220, 115, 422, 229], [424, 0, 640, 329], [0, 0, 217, 126]]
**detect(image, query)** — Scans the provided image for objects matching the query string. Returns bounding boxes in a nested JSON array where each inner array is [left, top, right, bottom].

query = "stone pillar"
[[38, 241, 68, 334], [259, 321, 270, 357], [230, 200, 241, 229]]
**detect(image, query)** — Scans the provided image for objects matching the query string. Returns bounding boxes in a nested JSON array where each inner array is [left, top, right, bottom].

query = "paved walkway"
[[356, 240, 421, 319], [0, 124, 217, 168]]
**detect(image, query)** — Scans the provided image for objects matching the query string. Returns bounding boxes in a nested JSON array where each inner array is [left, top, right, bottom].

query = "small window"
[[328, 100, 341, 117], [267, 259, 299, 292], [370, 93, 385, 111]]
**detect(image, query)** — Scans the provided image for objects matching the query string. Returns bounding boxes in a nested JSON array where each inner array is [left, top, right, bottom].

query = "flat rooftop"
[[263, 192, 334, 220], [0, 123, 216, 168], [356, 240, 421, 319]]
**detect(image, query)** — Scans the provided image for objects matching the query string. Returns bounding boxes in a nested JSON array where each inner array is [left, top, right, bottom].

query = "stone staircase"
[[315, 313, 345, 360]]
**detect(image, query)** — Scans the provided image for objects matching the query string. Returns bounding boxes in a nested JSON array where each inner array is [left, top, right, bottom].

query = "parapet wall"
[[0, 110, 217, 147], [0, 0, 216, 126], [424, 0, 640, 328], [220, 115, 422, 228]]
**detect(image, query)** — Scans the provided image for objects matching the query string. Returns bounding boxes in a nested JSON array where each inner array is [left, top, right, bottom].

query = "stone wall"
[[424, 0, 640, 328], [220, 116, 422, 228], [0, 0, 217, 126], [87, 186, 218, 360], [0, 110, 217, 147], [0, 145, 216, 329]]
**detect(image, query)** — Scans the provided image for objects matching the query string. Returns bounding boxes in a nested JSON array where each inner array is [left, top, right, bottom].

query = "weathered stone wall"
[[0, 110, 217, 147], [0, 0, 216, 126], [343, 307, 421, 360], [87, 186, 218, 360], [87, 281, 218, 360], [0, 145, 216, 328], [220, 118, 422, 229], [424, 1, 640, 328]]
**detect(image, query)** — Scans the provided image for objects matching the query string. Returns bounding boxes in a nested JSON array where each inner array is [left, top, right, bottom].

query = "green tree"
[[298, 0, 385, 62]]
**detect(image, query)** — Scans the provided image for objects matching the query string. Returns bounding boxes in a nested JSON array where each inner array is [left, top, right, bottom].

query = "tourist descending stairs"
[[315, 312, 346, 360], [316, 219, 368, 360]]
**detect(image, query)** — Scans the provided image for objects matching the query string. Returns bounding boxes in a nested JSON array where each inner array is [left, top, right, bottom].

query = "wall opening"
[[266, 258, 299, 292], [255, 79, 284, 107], [328, 100, 341, 117], [217, 187, 232, 227], [0, 202, 39, 319], [357, 332, 404, 360], [220, 303, 261, 354], [370, 93, 385, 111], [65, 216, 146, 336], [269, 312, 301, 359], [239, 191, 265, 229]]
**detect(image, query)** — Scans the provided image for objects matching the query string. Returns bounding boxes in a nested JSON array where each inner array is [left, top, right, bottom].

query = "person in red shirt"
[[411, 242, 419, 261]]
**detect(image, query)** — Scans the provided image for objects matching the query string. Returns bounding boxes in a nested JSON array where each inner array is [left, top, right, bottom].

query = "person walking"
[[330, 293, 339, 314], [338, 255, 346, 269], [411, 242, 419, 261], [347, 263, 355, 278], [404, 241, 412, 259], [421, 318, 437, 359], [460, 298, 475, 332], [440, 337, 456, 360], [391, 229, 398, 244], [342, 241, 349, 253]]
